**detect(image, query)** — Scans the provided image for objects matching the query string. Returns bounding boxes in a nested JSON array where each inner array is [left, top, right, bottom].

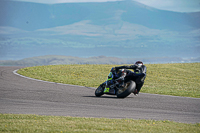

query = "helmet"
[[135, 61, 143, 67]]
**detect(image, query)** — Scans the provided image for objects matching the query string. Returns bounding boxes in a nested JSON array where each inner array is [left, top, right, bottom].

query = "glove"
[[110, 67, 116, 72]]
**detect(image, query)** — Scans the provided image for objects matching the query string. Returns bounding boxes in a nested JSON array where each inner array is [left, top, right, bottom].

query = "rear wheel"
[[95, 84, 105, 97], [116, 80, 136, 98]]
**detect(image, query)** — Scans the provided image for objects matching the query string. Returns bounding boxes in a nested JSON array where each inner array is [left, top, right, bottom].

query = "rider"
[[104, 61, 147, 95]]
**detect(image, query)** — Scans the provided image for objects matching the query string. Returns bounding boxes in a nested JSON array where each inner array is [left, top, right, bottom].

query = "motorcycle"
[[95, 68, 137, 98]]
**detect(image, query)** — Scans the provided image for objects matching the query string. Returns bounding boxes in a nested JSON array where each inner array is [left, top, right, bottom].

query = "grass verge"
[[17, 63, 200, 98], [1, 114, 200, 133]]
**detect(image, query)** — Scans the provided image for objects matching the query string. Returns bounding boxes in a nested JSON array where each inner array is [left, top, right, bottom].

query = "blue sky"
[[13, 0, 200, 12]]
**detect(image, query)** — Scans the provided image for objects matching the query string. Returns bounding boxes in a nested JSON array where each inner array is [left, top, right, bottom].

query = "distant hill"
[[0, 55, 199, 66], [0, 0, 199, 60], [1, 0, 199, 31]]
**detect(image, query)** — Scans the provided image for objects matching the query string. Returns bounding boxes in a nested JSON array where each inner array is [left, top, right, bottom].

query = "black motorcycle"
[[95, 68, 139, 98]]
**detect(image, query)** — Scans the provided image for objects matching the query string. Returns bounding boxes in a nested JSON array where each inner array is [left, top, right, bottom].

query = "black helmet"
[[135, 61, 143, 67]]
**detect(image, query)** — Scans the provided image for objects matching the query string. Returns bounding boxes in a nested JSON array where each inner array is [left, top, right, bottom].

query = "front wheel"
[[116, 80, 136, 98], [95, 83, 105, 97]]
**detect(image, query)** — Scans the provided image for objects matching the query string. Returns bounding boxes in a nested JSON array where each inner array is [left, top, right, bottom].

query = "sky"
[[12, 0, 200, 12]]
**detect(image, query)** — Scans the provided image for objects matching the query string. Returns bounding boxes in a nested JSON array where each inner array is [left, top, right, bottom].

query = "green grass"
[[17, 63, 200, 98], [3, 63, 200, 132], [1, 114, 199, 133]]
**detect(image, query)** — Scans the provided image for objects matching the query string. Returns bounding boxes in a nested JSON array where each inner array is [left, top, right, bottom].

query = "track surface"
[[0, 66, 199, 123]]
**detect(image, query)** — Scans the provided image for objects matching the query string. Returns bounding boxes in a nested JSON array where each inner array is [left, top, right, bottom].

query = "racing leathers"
[[115, 64, 147, 94]]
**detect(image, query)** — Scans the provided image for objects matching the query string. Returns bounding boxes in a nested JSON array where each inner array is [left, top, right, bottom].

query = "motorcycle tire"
[[95, 84, 105, 97], [116, 80, 136, 98]]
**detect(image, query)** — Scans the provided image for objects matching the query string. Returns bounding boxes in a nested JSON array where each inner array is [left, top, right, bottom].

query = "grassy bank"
[[17, 63, 200, 98], [1, 114, 199, 133]]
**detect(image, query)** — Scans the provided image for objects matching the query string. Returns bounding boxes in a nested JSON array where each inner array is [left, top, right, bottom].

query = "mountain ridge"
[[1, 0, 199, 31], [0, 55, 199, 66], [0, 0, 199, 60]]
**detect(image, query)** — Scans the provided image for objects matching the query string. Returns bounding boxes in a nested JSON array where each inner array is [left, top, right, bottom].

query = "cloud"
[[13, 0, 122, 4], [12, 0, 200, 12], [133, 0, 200, 12]]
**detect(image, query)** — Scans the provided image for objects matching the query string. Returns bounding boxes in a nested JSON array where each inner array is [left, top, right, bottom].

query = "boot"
[[133, 89, 138, 96]]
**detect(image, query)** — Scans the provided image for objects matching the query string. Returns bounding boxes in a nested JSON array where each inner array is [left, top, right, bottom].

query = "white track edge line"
[[13, 69, 94, 89], [13, 69, 200, 100]]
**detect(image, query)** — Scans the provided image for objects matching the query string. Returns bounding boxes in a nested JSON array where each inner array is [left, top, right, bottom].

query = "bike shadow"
[[83, 95, 134, 99]]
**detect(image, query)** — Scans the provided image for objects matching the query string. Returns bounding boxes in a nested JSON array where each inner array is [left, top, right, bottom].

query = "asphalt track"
[[0, 66, 199, 124]]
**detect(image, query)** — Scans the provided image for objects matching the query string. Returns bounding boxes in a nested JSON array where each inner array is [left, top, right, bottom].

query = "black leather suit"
[[115, 64, 147, 94]]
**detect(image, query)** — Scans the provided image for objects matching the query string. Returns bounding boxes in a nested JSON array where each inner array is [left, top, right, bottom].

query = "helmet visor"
[[137, 63, 143, 67]]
